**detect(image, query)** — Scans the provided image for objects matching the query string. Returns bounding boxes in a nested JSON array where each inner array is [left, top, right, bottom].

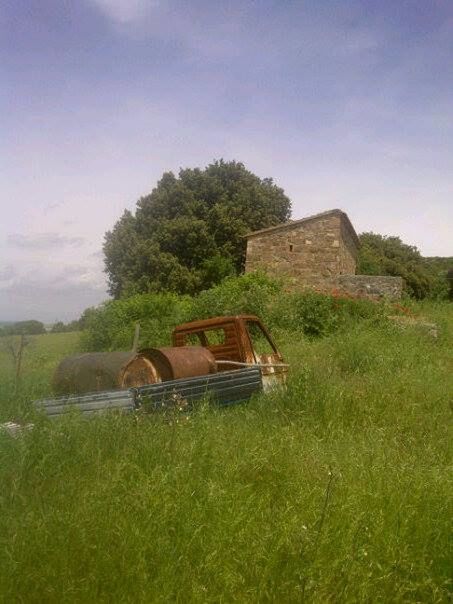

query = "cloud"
[[8, 233, 85, 250], [88, 0, 160, 24], [0, 264, 108, 322], [0, 266, 15, 282], [43, 201, 63, 215]]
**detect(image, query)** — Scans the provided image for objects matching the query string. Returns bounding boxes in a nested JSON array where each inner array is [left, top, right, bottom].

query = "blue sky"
[[1, 0, 452, 321]]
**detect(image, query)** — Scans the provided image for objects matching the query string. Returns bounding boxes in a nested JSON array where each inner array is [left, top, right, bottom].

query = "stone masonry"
[[245, 209, 358, 283], [331, 275, 403, 300], [245, 209, 403, 300]]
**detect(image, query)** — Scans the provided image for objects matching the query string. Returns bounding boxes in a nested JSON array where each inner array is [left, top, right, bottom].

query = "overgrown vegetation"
[[101, 158, 451, 302], [358, 232, 452, 299], [0, 294, 451, 602], [81, 273, 391, 351]]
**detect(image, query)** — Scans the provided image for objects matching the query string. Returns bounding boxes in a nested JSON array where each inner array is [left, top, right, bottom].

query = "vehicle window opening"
[[203, 328, 226, 346], [245, 321, 276, 358], [185, 332, 205, 346]]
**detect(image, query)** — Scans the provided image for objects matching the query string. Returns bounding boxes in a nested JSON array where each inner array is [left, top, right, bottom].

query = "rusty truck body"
[[171, 315, 287, 389], [40, 315, 287, 418], [120, 315, 287, 390]]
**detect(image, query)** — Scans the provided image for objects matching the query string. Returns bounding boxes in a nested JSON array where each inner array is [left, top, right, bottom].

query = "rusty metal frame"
[[172, 315, 288, 386]]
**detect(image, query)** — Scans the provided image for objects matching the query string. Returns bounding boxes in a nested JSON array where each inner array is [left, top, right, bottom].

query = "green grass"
[[0, 331, 81, 422], [0, 305, 452, 603]]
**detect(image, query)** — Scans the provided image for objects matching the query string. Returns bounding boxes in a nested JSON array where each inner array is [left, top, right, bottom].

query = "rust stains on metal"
[[121, 346, 217, 388], [52, 351, 135, 396], [53, 315, 287, 397], [172, 315, 288, 388]]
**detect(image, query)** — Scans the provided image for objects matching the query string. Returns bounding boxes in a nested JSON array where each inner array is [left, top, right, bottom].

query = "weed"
[[0, 301, 451, 602]]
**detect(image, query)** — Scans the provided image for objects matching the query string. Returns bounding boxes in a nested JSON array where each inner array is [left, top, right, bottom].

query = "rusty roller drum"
[[52, 351, 135, 396], [121, 346, 217, 388]]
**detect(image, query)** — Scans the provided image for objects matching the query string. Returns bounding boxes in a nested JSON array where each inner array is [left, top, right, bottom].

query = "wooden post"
[[14, 334, 25, 394]]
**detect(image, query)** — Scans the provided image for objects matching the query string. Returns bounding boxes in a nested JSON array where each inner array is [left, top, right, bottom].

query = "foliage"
[[80, 273, 389, 351], [358, 232, 452, 299], [0, 303, 451, 602], [103, 160, 291, 298], [0, 332, 81, 421], [80, 292, 193, 351], [423, 257, 453, 300], [190, 272, 282, 322], [50, 319, 82, 333], [0, 320, 46, 337]]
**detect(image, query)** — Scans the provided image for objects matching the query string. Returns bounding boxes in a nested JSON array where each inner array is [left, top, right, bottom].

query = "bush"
[[190, 272, 281, 322], [81, 273, 394, 351], [269, 290, 339, 337], [81, 292, 193, 351]]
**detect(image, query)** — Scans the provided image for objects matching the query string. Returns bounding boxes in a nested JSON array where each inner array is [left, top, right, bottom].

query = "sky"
[[1, 0, 452, 322]]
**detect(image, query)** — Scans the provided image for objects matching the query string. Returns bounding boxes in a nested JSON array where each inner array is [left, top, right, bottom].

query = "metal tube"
[[215, 360, 290, 368]]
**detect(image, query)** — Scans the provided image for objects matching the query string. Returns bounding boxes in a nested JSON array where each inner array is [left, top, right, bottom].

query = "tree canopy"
[[0, 320, 46, 337], [103, 160, 291, 297], [357, 233, 452, 299]]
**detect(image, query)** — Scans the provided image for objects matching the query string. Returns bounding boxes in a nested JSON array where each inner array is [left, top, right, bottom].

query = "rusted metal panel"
[[172, 315, 249, 365], [121, 346, 217, 387], [172, 315, 288, 387]]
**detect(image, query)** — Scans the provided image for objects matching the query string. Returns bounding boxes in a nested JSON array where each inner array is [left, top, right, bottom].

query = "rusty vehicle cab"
[[172, 315, 287, 388]]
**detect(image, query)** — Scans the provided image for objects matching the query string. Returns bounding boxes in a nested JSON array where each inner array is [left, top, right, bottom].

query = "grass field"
[[0, 303, 452, 602]]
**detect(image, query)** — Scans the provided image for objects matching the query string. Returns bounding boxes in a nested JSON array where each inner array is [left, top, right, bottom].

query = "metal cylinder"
[[120, 346, 217, 388], [52, 351, 135, 396]]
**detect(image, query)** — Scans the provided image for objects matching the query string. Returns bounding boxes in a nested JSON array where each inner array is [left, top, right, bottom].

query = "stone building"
[[245, 209, 358, 282], [245, 209, 403, 299]]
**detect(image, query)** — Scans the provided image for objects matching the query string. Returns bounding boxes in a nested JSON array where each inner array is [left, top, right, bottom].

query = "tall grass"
[[0, 332, 81, 422], [0, 303, 451, 602]]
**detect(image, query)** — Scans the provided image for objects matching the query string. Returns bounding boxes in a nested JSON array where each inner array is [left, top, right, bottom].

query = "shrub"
[[190, 272, 281, 322], [81, 273, 394, 351], [81, 292, 192, 351], [270, 290, 339, 337]]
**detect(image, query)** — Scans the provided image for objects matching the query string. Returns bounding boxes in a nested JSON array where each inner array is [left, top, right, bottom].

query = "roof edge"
[[244, 209, 360, 247]]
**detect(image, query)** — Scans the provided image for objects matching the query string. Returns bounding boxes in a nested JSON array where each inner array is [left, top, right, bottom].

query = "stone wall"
[[329, 275, 404, 300], [245, 210, 403, 300], [339, 219, 358, 274], [245, 213, 357, 280]]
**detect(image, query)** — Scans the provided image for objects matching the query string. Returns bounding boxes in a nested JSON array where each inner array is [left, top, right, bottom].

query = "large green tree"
[[104, 160, 291, 297]]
